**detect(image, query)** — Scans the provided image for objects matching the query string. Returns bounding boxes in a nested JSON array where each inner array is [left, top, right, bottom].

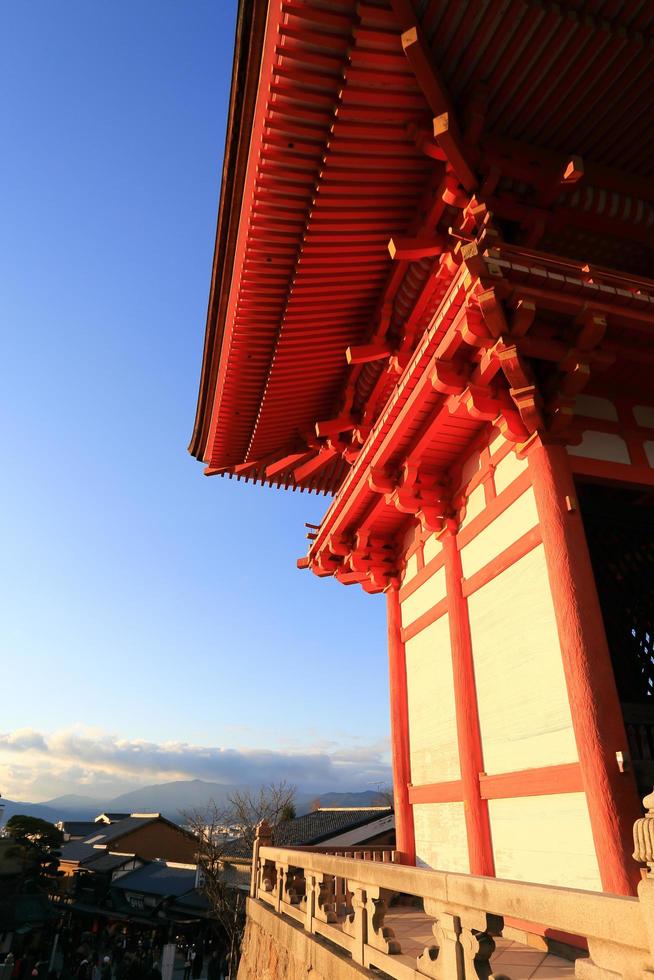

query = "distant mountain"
[[1, 798, 67, 825], [0, 793, 107, 827], [1, 781, 391, 828], [107, 779, 248, 817], [44, 794, 105, 813]]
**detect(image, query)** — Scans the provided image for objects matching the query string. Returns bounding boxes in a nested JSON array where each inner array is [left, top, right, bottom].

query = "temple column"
[[528, 439, 641, 894], [386, 587, 416, 865], [443, 527, 495, 878]]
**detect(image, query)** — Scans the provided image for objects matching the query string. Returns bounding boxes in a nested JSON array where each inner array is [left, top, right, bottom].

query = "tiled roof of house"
[[96, 812, 130, 822], [86, 815, 159, 843], [111, 862, 196, 898], [60, 821, 98, 839], [222, 808, 393, 859], [80, 852, 137, 873], [60, 816, 164, 864], [60, 840, 102, 864]]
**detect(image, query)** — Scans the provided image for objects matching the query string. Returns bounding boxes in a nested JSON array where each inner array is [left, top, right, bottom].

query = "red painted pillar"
[[528, 440, 641, 895], [386, 588, 416, 865], [442, 528, 495, 877]]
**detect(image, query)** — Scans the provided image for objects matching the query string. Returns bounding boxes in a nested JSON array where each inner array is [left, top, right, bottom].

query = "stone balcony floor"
[[385, 907, 576, 979]]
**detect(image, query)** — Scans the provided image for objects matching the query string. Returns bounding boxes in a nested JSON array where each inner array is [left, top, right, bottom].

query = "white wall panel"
[[634, 404, 654, 428], [401, 567, 446, 628], [567, 431, 630, 464], [493, 450, 528, 496], [413, 802, 469, 873], [460, 487, 539, 579], [403, 551, 419, 585], [489, 793, 601, 891], [460, 483, 486, 530], [468, 546, 578, 773], [423, 533, 443, 565], [574, 394, 618, 421], [405, 615, 460, 783]]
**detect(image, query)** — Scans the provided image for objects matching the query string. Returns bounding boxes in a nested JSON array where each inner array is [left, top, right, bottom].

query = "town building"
[[220, 807, 395, 885], [59, 813, 197, 876], [190, 0, 654, 975]]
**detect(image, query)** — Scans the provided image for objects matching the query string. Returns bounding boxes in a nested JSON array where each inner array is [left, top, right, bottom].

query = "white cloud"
[[0, 726, 390, 802]]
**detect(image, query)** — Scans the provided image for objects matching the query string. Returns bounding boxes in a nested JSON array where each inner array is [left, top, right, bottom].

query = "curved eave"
[[189, 0, 270, 462]]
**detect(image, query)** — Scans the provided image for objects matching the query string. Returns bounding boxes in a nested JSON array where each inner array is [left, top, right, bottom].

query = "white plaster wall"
[[413, 801, 469, 873], [489, 793, 602, 890], [423, 533, 443, 565], [493, 450, 528, 495], [460, 487, 540, 579], [567, 430, 630, 464], [403, 551, 419, 585], [574, 394, 618, 421], [401, 566, 447, 628], [634, 404, 654, 428], [405, 614, 460, 783], [468, 545, 578, 773], [460, 483, 486, 530]]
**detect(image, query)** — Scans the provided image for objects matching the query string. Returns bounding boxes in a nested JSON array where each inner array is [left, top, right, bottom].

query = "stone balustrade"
[[245, 795, 654, 979]]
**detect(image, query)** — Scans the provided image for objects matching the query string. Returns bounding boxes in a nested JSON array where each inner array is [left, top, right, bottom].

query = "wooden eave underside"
[[306, 247, 654, 589], [192, 0, 654, 496]]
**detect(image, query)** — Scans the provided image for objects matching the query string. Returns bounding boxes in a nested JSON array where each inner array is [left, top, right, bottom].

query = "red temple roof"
[[190, 0, 654, 495]]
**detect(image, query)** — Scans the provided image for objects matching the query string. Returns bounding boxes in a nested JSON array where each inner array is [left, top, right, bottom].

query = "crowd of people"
[[0, 928, 230, 980]]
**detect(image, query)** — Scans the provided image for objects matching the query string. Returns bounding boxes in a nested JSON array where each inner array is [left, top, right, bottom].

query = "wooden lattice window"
[[579, 482, 654, 702]]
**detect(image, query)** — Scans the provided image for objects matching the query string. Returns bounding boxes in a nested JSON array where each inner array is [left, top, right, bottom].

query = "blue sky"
[[0, 1, 389, 802]]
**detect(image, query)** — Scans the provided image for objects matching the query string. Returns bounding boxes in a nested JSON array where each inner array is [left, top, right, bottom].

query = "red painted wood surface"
[[528, 441, 642, 895], [443, 529, 495, 877], [479, 763, 583, 800], [408, 779, 463, 805], [386, 588, 416, 865]]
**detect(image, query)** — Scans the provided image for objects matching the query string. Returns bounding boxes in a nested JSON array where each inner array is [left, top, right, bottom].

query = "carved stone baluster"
[[633, 790, 654, 974], [333, 872, 347, 918], [252, 820, 273, 898], [276, 863, 287, 912], [304, 871, 316, 932], [458, 911, 503, 980], [573, 789, 654, 979], [365, 886, 401, 955], [281, 864, 303, 906], [314, 873, 337, 923], [342, 883, 366, 964], [417, 900, 463, 980], [259, 858, 276, 895]]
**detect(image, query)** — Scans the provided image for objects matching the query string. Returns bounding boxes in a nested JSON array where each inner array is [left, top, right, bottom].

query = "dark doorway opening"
[[577, 480, 654, 800]]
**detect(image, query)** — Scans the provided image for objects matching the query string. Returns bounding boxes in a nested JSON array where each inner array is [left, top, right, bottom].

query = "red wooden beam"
[[479, 763, 583, 800], [408, 779, 463, 805], [293, 448, 337, 482], [265, 451, 311, 478], [527, 441, 641, 895], [346, 343, 392, 365], [387, 588, 416, 865], [433, 113, 477, 192], [388, 235, 449, 261], [443, 529, 495, 877], [399, 25, 452, 117]]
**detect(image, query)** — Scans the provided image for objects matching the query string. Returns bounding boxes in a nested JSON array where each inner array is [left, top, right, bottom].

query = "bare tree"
[[184, 800, 244, 976], [184, 782, 296, 978], [376, 785, 395, 808], [227, 780, 297, 853]]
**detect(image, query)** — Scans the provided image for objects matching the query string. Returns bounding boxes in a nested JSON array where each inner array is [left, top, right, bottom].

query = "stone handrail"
[[248, 801, 654, 980]]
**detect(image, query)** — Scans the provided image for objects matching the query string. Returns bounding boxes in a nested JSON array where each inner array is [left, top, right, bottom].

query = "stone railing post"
[[250, 819, 272, 898], [633, 790, 654, 965], [342, 882, 367, 965]]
